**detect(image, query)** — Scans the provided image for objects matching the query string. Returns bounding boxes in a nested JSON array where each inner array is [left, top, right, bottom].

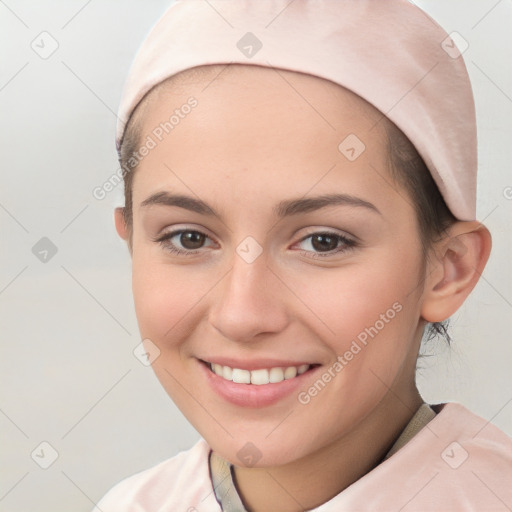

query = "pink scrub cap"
[[116, 0, 477, 220]]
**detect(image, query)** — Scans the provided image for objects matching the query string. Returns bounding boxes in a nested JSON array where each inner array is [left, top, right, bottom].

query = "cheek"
[[291, 247, 422, 372], [131, 249, 211, 347], [298, 248, 417, 317], [283, 257, 422, 436]]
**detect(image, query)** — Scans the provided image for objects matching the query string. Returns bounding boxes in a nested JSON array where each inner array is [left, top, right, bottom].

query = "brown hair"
[[383, 121, 456, 343]]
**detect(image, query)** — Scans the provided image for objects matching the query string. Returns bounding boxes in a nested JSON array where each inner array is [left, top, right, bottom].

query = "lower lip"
[[198, 360, 319, 408]]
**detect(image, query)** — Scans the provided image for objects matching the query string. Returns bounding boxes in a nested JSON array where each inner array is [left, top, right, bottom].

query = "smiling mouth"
[[205, 361, 316, 385]]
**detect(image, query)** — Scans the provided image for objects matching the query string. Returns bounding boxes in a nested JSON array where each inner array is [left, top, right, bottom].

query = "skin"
[[115, 65, 491, 511]]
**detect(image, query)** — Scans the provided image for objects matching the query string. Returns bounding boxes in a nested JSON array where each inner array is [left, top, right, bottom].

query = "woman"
[[95, 1, 511, 510]]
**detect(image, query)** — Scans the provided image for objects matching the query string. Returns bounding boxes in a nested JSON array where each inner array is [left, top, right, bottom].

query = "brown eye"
[[295, 231, 357, 257], [311, 234, 339, 252], [155, 229, 215, 255], [180, 231, 206, 249]]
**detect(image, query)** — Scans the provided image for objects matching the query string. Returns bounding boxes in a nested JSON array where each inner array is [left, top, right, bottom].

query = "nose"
[[208, 253, 290, 343]]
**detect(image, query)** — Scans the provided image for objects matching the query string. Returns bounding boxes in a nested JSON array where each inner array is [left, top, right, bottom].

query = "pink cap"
[[116, 0, 477, 220]]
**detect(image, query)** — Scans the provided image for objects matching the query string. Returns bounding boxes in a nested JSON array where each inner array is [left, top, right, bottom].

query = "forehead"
[[138, 63, 387, 146], [131, 65, 406, 218]]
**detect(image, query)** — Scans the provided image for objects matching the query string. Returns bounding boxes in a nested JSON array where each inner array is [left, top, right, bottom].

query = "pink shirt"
[[94, 403, 512, 511]]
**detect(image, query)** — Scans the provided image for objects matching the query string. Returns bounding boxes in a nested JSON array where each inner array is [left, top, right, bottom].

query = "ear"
[[421, 221, 492, 323], [114, 207, 129, 241]]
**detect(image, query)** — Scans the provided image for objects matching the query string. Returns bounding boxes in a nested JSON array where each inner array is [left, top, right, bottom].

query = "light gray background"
[[0, 1, 511, 511]]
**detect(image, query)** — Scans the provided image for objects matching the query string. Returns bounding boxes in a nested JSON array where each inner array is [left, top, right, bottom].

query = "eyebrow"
[[140, 191, 381, 218], [274, 193, 381, 217], [140, 191, 215, 215]]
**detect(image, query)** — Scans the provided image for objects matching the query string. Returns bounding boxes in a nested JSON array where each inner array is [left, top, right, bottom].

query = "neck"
[[232, 385, 423, 512]]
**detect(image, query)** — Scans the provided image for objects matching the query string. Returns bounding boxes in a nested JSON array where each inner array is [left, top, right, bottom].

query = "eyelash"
[[154, 229, 357, 258], [154, 229, 214, 256], [295, 231, 357, 257]]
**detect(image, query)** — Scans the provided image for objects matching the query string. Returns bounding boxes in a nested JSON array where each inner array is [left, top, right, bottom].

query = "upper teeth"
[[210, 363, 310, 385]]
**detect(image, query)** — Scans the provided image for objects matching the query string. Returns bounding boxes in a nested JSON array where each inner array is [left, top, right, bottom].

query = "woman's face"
[[124, 65, 427, 467]]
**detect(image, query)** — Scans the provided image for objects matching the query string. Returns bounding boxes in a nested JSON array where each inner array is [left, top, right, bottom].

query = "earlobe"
[[421, 221, 492, 323], [114, 207, 129, 241]]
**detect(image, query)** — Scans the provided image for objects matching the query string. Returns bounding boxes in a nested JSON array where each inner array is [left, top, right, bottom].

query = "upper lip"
[[200, 357, 316, 371]]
